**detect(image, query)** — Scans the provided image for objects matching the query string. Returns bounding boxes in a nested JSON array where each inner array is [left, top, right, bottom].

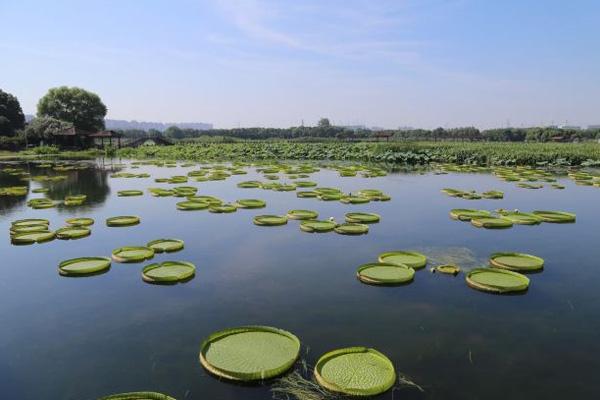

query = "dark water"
[[1, 159, 599, 400]]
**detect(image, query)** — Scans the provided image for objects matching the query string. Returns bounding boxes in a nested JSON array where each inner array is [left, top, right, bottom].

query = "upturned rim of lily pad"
[[489, 252, 544, 272], [142, 260, 195, 284], [97, 392, 176, 400], [334, 223, 369, 235], [286, 209, 319, 220], [106, 215, 140, 227], [466, 267, 529, 294], [147, 238, 184, 253], [58, 256, 111, 276], [65, 217, 95, 226], [378, 250, 427, 269], [253, 215, 288, 226], [111, 246, 155, 263], [345, 212, 380, 223], [299, 220, 336, 233], [356, 262, 415, 285], [55, 226, 91, 240]]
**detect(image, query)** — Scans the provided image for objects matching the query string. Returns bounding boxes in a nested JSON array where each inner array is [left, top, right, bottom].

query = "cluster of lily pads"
[[9, 217, 93, 245], [450, 208, 576, 228], [441, 188, 504, 199], [568, 170, 600, 187]]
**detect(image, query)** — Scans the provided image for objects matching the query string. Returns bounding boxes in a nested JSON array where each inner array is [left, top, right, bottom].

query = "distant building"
[[397, 126, 414, 131], [559, 125, 581, 130], [587, 125, 600, 130]]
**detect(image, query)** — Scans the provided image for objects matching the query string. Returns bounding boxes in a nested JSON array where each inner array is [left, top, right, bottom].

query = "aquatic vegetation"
[[378, 251, 427, 269], [12, 218, 49, 228], [106, 216, 141, 227], [345, 212, 380, 223], [466, 268, 529, 293], [496, 210, 542, 225], [286, 209, 319, 220], [297, 191, 318, 198], [118, 190, 144, 196], [482, 190, 504, 199], [489, 252, 544, 272], [334, 223, 369, 235], [357, 262, 415, 284], [234, 199, 266, 209], [31, 188, 49, 194], [314, 347, 396, 396], [176, 200, 210, 210], [65, 217, 95, 226], [431, 264, 461, 275], [532, 210, 576, 223], [97, 392, 176, 400], [55, 226, 91, 240], [253, 215, 288, 226], [449, 209, 492, 221], [10, 229, 55, 244], [27, 198, 57, 209], [199, 326, 300, 381], [293, 180, 317, 187], [0, 186, 28, 196], [142, 261, 195, 283], [470, 217, 513, 229], [187, 195, 223, 205], [517, 182, 543, 189], [58, 257, 111, 276], [209, 204, 238, 213], [147, 238, 184, 253], [300, 220, 336, 233], [339, 195, 370, 204], [112, 246, 155, 263], [237, 180, 262, 188]]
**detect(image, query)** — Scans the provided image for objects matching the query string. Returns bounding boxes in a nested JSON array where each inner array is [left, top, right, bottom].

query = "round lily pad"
[[297, 191, 318, 198], [532, 210, 576, 223], [177, 200, 210, 210], [489, 252, 544, 272], [450, 209, 492, 221], [11, 230, 55, 245], [345, 212, 380, 223], [431, 264, 461, 275], [55, 226, 91, 240], [10, 225, 49, 234], [66, 217, 95, 226], [234, 199, 266, 209], [334, 223, 369, 235], [496, 211, 541, 225], [118, 190, 143, 196], [199, 326, 300, 381], [357, 262, 415, 284], [237, 181, 262, 188], [471, 217, 513, 229], [142, 261, 195, 283], [378, 251, 427, 269], [12, 218, 49, 227], [286, 209, 319, 220], [97, 392, 176, 400], [466, 268, 529, 293], [112, 246, 155, 263], [147, 238, 184, 253], [340, 195, 370, 204], [106, 216, 140, 227], [300, 220, 336, 233], [253, 215, 288, 226], [58, 257, 111, 276], [209, 204, 238, 213], [314, 347, 396, 396]]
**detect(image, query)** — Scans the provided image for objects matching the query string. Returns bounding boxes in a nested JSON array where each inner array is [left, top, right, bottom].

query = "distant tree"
[[318, 118, 331, 128], [37, 86, 107, 131], [165, 125, 185, 139], [0, 89, 25, 136], [23, 116, 73, 143]]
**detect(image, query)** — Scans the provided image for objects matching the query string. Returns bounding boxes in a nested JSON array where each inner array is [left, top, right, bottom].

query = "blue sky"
[[1, 0, 599, 129]]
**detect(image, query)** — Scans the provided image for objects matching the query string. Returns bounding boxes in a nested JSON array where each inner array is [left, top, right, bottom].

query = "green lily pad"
[[200, 326, 300, 381], [378, 251, 427, 269], [142, 261, 195, 283], [66, 217, 95, 226], [11, 230, 56, 245], [55, 226, 91, 240], [237, 181, 262, 188], [253, 215, 288, 226], [340, 195, 370, 204], [118, 190, 144, 196], [450, 209, 492, 221], [471, 217, 513, 229], [496, 211, 541, 225], [466, 268, 529, 293], [112, 246, 155, 263], [176, 200, 210, 210], [334, 223, 369, 235], [58, 257, 111, 276], [532, 210, 576, 223], [489, 252, 544, 272], [234, 199, 266, 209], [345, 212, 380, 223], [106, 216, 140, 227], [357, 262, 415, 284], [431, 264, 461, 275], [296, 191, 318, 198], [209, 204, 238, 213], [314, 347, 396, 396], [147, 238, 184, 253], [97, 392, 176, 400], [12, 218, 49, 228], [287, 209, 319, 220], [300, 220, 336, 233]]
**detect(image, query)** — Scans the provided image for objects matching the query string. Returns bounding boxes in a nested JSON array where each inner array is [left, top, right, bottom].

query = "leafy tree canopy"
[[0, 89, 25, 136], [37, 86, 107, 131], [24, 116, 74, 142]]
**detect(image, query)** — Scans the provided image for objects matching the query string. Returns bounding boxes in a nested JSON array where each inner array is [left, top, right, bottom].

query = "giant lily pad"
[[11, 230, 55, 245], [112, 246, 155, 263], [489, 252, 544, 272], [253, 215, 288, 226], [118, 190, 144, 197], [496, 211, 541, 225], [199, 326, 300, 381], [466, 268, 529, 293], [66, 217, 95, 226], [300, 220, 336, 233], [334, 223, 369, 235], [471, 217, 513, 229], [287, 209, 318, 220], [378, 251, 427, 269], [450, 209, 492, 221], [142, 261, 195, 283], [55, 226, 91, 240], [106, 216, 140, 227], [234, 199, 266, 209], [314, 347, 396, 396], [58, 257, 111, 276], [357, 262, 414, 285], [177, 200, 210, 210], [345, 212, 380, 223], [532, 210, 576, 223], [147, 238, 184, 253], [97, 392, 176, 400], [12, 218, 49, 228]]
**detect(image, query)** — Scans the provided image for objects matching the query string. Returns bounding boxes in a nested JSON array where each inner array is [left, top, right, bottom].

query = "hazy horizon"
[[2, 0, 599, 129]]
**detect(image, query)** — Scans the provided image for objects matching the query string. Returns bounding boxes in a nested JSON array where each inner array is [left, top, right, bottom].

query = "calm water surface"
[[1, 159, 599, 400]]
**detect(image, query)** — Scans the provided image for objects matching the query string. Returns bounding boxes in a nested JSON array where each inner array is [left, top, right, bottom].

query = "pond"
[[1, 159, 599, 399]]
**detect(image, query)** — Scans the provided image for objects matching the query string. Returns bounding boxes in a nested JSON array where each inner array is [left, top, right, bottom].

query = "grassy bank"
[[117, 141, 600, 166]]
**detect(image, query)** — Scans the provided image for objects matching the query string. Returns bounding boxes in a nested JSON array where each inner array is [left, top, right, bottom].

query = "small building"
[[371, 131, 394, 142], [89, 130, 122, 148], [51, 127, 93, 148]]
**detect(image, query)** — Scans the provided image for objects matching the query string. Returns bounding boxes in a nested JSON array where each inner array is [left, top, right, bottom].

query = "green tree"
[[0, 89, 25, 136], [23, 116, 74, 143], [37, 86, 107, 131], [318, 118, 331, 127], [165, 125, 185, 139]]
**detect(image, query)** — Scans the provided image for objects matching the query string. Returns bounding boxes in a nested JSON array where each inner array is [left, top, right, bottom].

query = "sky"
[[1, 0, 599, 129]]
